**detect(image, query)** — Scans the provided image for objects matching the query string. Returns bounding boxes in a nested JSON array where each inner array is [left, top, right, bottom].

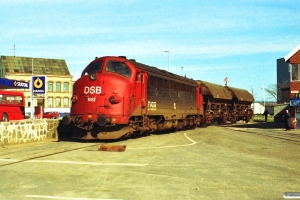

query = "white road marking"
[[27, 160, 148, 166], [0, 133, 196, 166], [0, 158, 19, 162], [0, 158, 148, 166], [128, 132, 197, 149], [26, 195, 122, 200]]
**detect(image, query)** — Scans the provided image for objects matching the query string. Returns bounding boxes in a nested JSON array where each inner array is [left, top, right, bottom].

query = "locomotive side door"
[[133, 71, 147, 116]]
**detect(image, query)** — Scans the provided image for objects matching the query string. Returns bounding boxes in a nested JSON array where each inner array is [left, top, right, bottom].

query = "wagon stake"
[[98, 144, 127, 152]]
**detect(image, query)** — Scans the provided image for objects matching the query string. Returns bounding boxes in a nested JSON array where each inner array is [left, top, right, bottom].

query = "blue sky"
[[1, 0, 299, 101]]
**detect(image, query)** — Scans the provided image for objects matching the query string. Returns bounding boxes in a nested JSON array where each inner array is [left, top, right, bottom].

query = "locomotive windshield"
[[82, 60, 104, 77], [105, 60, 132, 78]]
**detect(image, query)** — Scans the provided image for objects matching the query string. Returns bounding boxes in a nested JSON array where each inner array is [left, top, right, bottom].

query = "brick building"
[[281, 44, 300, 122]]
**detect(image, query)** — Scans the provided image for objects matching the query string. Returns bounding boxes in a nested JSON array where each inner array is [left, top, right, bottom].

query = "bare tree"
[[264, 84, 277, 101], [264, 81, 290, 102], [249, 85, 259, 101]]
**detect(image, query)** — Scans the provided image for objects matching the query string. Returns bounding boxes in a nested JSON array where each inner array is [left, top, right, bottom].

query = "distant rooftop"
[[284, 44, 300, 62], [0, 56, 71, 76]]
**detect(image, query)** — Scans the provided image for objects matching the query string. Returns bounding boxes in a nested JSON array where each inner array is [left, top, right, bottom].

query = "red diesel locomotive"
[[59, 56, 253, 140]]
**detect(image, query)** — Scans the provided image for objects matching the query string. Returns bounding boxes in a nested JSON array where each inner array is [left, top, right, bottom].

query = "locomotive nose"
[[96, 115, 107, 126]]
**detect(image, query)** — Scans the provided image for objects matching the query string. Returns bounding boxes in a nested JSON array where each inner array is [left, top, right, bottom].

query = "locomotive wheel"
[[202, 122, 209, 128]]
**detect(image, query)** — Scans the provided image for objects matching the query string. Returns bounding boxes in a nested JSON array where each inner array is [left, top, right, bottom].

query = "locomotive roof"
[[128, 59, 196, 86], [226, 86, 254, 102], [195, 80, 232, 100]]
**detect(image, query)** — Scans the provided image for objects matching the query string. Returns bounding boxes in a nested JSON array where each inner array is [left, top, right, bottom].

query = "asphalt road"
[[0, 122, 299, 200]]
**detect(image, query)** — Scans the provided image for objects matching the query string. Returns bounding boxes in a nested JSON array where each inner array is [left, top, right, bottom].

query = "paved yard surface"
[[0, 122, 299, 200]]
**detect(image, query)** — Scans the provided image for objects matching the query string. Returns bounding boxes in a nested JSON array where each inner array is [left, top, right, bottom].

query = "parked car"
[[35, 112, 60, 119]]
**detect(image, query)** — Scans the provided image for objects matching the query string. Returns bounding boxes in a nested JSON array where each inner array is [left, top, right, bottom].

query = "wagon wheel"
[[2, 113, 8, 122], [217, 119, 225, 125], [245, 115, 251, 123]]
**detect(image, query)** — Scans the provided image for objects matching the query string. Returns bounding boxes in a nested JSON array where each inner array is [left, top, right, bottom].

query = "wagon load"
[[225, 86, 254, 123], [196, 80, 232, 125]]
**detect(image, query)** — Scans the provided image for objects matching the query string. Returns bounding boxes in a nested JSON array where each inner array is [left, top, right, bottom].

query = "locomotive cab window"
[[82, 60, 103, 77], [106, 60, 132, 78]]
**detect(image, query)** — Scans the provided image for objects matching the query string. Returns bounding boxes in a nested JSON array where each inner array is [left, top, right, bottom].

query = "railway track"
[[0, 142, 100, 167], [224, 122, 300, 144]]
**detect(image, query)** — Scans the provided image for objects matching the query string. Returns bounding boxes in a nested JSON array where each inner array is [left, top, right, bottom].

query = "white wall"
[[251, 103, 265, 114]]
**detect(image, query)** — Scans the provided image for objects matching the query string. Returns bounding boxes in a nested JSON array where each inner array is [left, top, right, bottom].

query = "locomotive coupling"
[[96, 115, 107, 126], [96, 115, 116, 126]]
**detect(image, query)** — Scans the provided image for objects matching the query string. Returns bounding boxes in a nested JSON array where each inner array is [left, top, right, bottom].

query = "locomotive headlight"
[[109, 95, 122, 104], [90, 73, 97, 80], [71, 95, 78, 102], [87, 115, 93, 121]]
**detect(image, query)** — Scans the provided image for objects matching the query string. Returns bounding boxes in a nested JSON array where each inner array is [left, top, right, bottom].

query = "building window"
[[291, 64, 300, 81], [48, 82, 53, 92], [63, 97, 69, 107], [56, 82, 61, 92], [48, 97, 53, 107], [63, 82, 69, 92], [56, 97, 61, 107]]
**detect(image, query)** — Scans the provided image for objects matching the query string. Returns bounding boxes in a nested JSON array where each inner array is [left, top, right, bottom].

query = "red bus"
[[0, 90, 25, 122]]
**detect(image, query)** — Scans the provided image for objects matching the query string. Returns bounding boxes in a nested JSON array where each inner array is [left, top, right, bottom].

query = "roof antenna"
[[12, 44, 16, 57], [224, 77, 229, 86]]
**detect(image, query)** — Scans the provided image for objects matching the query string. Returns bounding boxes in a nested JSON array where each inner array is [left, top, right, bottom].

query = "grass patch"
[[251, 114, 274, 123]]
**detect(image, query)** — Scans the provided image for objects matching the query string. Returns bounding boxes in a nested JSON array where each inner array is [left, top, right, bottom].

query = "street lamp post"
[[261, 86, 265, 110], [181, 67, 183, 76], [30, 57, 34, 119], [165, 50, 170, 71]]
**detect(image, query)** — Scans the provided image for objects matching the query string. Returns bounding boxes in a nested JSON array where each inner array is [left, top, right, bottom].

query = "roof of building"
[[0, 56, 71, 76], [284, 44, 300, 62]]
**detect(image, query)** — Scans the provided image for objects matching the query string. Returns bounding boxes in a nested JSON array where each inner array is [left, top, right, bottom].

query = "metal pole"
[[165, 50, 169, 71], [261, 86, 265, 110], [30, 57, 34, 119], [168, 52, 169, 71], [181, 67, 183, 76], [264, 87, 266, 110]]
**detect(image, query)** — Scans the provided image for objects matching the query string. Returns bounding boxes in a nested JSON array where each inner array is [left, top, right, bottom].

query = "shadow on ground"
[[222, 121, 287, 130]]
